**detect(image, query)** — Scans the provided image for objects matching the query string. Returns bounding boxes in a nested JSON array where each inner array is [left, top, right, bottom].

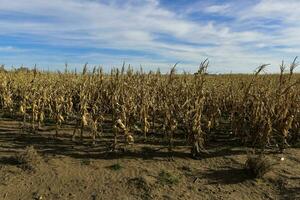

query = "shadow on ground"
[[201, 167, 251, 184], [0, 116, 250, 162]]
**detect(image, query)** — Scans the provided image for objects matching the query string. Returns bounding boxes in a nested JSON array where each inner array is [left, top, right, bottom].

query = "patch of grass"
[[107, 163, 123, 171], [81, 159, 91, 165], [128, 176, 152, 200], [245, 154, 274, 178], [128, 177, 151, 192], [157, 170, 179, 186], [15, 146, 42, 171]]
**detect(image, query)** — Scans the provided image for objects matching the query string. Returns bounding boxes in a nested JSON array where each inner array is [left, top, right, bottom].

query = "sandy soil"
[[0, 118, 299, 200]]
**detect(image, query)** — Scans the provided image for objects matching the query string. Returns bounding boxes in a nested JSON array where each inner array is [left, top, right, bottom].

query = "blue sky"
[[0, 0, 299, 73]]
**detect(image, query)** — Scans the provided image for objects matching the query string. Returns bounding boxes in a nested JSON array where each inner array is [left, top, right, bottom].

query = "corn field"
[[0, 60, 299, 157]]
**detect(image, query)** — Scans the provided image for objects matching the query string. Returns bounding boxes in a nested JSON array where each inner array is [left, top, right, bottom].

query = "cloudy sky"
[[0, 0, 299, 73]]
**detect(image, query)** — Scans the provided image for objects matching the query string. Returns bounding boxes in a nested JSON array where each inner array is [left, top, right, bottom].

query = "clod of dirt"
[[32, 192, 44, 200], [106, 163, 123, 171], [128, 177, 152, 192], [180, 165, 192, 172], [14, 146, 42, 171]]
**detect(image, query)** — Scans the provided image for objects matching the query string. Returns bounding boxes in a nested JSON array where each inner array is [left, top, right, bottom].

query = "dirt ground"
[[0, 118, 299, 200]]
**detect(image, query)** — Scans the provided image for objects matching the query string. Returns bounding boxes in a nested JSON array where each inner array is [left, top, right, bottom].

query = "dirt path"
[[0, 119, 299, 200]]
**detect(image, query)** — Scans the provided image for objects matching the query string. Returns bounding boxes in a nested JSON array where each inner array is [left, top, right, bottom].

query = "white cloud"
[[0, 0, 299, 73], [246, 0, 300, 22], [205, 4, 230, 14], [0, 46, 16, 51]]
